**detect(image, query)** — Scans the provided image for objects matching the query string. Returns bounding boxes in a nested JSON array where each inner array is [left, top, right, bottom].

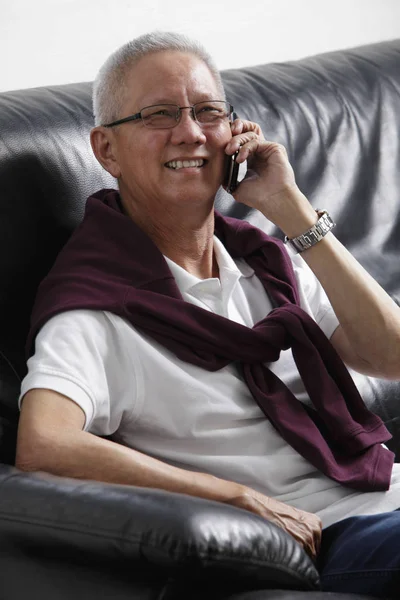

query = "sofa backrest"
[[1, 40, 400, 463]]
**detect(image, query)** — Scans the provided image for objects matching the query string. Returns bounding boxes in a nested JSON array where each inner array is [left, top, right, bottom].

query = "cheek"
[[124, 129, 166, 160], [122, 139, 163, 176], [209, 127, 232, 169], [212, 123, 232, 147]]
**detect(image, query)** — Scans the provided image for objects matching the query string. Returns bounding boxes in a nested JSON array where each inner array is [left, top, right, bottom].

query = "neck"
[[121, 195, 218, 280]]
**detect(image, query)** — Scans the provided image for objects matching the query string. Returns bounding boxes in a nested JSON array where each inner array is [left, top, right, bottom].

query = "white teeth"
[[166, 159, 205, 169]]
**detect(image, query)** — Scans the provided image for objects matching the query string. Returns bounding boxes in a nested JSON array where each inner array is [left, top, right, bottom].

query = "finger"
[[280, 516, 318, 561], [225, 131, 259, 157], [236, 137, 262, 163], [313, 520, 322, 556], [295, 527, 317, 560], [239, 119, 264, 138], [289, 524, 315, 560], [230, 118, 261, 137], [296, 513, 320, 558], [305, 526, 321, 561], [257, 507, 315, 558], [230, 118, 243, 136]]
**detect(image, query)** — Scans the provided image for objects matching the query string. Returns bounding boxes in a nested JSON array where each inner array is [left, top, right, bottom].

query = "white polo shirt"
[[20, 236, 400, 527]]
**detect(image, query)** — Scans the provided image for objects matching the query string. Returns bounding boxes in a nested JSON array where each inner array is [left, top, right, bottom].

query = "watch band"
[[284, 209, 336, 253]]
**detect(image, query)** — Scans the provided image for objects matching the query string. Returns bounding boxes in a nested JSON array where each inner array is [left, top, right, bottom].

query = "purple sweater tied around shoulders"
[[27, 188, 394, 491]]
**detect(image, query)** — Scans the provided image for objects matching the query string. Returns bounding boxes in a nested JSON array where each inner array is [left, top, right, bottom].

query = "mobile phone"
[[224, 150, 240, 194]]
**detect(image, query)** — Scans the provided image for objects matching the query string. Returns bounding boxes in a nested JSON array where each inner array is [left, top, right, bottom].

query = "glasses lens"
[[141, 105, 178, 129], [194, 101, 231, 124]]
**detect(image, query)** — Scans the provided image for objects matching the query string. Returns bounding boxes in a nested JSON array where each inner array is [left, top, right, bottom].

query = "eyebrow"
[[136, 95, 220, 107]]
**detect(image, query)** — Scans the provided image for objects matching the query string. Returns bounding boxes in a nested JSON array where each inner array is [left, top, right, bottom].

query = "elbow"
[[15, 457, 39, 473], [378, 364, 400, 381], [16, 388, 86, 475], [354, 356, 400, 381], [15, 427, 85, 479], [364, 349, 400, 380], [15, 435, 47, 473], [15, 423, 61, 474]]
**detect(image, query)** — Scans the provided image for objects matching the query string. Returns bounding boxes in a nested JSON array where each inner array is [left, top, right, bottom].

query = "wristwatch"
[[284, 209, 336, 253]]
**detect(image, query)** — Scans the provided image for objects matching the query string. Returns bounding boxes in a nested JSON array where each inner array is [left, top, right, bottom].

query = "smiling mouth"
[[165, 159, 206, 170]]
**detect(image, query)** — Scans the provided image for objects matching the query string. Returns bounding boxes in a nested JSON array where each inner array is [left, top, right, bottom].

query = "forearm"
[[16, 386, 321, 556], [17, 425, 322, 559], [16, 425, 244, 503], [300, 231, 400, 376], [262, 187, 400, 378]]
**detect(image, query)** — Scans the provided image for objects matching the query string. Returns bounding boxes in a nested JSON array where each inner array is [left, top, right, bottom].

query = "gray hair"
[[92, 31, 225, 126]]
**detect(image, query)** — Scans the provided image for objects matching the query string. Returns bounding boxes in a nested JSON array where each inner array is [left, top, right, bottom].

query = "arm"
[[227, 121, 400, 379], [293, 204, 400, 380], [262, 185, 400, 379], [16, 388, 321, 559], [16, 388, 241, 499]]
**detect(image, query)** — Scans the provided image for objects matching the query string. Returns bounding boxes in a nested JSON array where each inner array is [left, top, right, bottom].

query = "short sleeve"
[[19, 309, 136, 435], [289, 251, 340, 339]]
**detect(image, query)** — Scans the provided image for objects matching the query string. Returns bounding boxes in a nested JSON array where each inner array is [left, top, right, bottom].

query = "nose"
[[170, 107, 207, 145]]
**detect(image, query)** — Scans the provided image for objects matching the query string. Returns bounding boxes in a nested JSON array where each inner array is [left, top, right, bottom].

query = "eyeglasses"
[[102, 100, 234, 129]]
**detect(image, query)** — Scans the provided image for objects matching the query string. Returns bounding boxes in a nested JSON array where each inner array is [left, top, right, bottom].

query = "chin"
[[164, 184, 219, 207]]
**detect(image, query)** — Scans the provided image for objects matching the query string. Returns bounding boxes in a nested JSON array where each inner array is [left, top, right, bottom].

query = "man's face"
[[106, 51, 232, 213]]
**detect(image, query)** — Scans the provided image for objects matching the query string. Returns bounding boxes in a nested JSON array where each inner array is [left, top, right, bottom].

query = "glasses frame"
[[102, 100, 234, 129]]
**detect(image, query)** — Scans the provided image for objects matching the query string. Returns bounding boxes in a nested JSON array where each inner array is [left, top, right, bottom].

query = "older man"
[[16, 32, 400, 596]]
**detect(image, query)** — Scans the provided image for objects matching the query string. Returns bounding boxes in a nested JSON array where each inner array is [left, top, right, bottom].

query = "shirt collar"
[[164, 235, 254, 295]]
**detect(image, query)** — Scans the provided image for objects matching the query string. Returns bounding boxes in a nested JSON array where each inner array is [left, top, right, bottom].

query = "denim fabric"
[[318, 511, 400, 598]]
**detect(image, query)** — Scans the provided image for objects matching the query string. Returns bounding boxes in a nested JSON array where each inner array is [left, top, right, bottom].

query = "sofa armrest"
[[0, 465, 319, 593]]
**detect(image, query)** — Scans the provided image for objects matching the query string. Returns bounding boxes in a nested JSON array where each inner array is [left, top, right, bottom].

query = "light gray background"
[[1, 0, 400, 92]]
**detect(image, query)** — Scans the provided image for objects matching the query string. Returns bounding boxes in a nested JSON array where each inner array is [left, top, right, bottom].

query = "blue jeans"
[[318, 511, 400, 597]]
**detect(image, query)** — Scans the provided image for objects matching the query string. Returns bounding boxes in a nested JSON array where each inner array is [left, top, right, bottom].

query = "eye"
[[152, 108, 175, 117], [198, 104, 221, 114], [195, 102, 228, 123], [140, 105, 178, 128]]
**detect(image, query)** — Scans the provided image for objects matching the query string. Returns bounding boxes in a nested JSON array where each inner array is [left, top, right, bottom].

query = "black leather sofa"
[[0, 39, 400, 600]]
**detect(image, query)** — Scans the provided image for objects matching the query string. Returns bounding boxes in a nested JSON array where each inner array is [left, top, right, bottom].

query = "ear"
[[90, 126, 122, 179]]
